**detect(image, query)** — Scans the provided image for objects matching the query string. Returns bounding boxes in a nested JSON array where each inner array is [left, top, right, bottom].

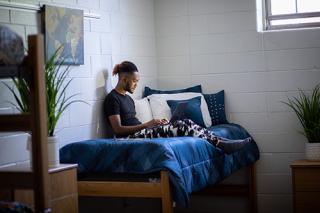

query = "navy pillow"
[[167, 96, 205, 127], [143, 85, 202, 97], [169, 102, 187, 123], [203, 90, 228, 126]]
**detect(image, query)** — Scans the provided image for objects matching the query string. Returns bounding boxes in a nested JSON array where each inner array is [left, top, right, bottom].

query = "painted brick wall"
[[154, 0, 320, 212], [1, 0, 320, 212], [0, 0, 157, 166]]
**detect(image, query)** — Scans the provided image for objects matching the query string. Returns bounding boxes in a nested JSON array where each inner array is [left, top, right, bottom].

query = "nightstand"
[[14, 163, 78, 213], [291, 160, 320, 213]]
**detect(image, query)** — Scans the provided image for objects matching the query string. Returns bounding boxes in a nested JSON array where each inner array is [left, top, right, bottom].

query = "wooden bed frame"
[[77, 164, 257, 213]]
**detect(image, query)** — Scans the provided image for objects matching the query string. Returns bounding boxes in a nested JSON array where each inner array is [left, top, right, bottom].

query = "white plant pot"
[[27, 135, 60, 167], [48, 136, 60, 167], [305, 142, 320, 161]]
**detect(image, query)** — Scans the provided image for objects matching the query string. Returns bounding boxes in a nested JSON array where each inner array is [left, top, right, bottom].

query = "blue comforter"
[[60, 123, 259, 206]]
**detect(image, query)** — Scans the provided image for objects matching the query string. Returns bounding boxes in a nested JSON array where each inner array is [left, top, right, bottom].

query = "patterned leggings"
[[128, 119, 253, 154], [129, 119, 220, 146]]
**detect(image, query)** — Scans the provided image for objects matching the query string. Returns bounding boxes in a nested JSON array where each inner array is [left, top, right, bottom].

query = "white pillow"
[[134, 98, 153, 123], [147, 92, 212, 127]]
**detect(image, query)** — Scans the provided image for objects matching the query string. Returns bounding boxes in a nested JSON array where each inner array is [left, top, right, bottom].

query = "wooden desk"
[[13, 163, 78, 213], [291, 160, 320, 213]]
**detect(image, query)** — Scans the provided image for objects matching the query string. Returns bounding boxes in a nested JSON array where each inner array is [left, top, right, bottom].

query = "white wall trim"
[[0, 1, 101, 19]]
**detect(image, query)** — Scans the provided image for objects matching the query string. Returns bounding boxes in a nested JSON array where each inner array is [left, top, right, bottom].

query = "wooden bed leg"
[[160, 171, 173, 213], [248, 164, 257, 213]]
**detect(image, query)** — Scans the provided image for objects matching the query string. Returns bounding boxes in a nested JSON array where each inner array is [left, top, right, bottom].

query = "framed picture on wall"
[[43, 5, 84, 65]]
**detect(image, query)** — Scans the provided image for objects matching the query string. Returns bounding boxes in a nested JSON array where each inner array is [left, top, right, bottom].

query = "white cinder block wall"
[[109, 0, 157, 99], [1, 0, 320, 212], [154, 0, 320, 213], [0, 0, 157, 166]]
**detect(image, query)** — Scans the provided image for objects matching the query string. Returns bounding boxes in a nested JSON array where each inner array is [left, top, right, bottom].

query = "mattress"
[[60, 124, 259, 206]]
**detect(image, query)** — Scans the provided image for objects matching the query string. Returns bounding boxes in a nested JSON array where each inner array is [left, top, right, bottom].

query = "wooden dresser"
[[14, 163, 78, 213], [291, 160, 320, 213]]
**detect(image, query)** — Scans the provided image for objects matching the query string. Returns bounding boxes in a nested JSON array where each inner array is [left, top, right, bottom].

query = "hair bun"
[[112, 64, 121, 76], [112, 61, 138, 76]]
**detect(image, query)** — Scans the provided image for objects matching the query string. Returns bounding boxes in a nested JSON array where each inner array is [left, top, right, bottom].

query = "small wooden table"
[[291, 160, 320, 213], [13, 163, 78, 213]]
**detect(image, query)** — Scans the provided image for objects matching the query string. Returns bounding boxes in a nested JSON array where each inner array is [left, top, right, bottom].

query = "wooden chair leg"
[[248, 164, 257, 213], [160, 171, 173, 213]]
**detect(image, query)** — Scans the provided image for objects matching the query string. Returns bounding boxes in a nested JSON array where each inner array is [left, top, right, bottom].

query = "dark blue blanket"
[[60, 124, 259, 206], [208, 123, 251, 140]]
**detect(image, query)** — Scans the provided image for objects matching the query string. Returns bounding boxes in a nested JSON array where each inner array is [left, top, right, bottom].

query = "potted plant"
[[284, 85, 320, 161], [4, 46, 84, 166]]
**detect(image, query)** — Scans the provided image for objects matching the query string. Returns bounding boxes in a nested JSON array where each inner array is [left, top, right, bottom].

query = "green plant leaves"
[[283, 85, 320, 143], [3, 75, 30, 113], [3, 45, 87, 137]]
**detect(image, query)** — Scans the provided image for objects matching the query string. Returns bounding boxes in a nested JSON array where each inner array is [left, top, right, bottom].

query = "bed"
[[60, 123, 259, 213]]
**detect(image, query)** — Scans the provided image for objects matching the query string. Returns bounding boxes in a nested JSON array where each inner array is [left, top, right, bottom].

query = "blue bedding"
[[60, 123, 259, 206], [208, 123, 251, 140]]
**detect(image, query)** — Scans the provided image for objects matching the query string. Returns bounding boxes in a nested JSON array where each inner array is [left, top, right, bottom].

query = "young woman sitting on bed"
[[103, 61, 252, 154]]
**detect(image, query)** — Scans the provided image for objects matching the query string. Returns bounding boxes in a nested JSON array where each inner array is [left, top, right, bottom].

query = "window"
[[265, 0, 320, 30]]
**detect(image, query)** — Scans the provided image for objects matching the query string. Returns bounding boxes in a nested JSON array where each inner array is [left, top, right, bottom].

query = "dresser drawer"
[[14, 164, 78, 212], [51, 194, 78, 213], [293, 168, 320, 191], [295, 192, 320, 213], [50, 167, 77, 199]]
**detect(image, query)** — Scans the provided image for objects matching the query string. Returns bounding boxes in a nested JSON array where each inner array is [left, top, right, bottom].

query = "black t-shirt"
[[103, 89, 141, 138]]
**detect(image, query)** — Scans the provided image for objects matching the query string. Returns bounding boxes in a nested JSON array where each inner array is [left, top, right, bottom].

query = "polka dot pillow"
[[203, 90, 228, 126]]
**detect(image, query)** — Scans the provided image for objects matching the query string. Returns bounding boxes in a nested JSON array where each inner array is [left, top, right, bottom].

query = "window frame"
[[265, 0, 320, 30]]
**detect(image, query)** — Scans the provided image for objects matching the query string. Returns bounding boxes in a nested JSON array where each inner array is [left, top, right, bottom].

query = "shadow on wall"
[[104, 67, 118, 94], [95, 68, 109, 139]]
